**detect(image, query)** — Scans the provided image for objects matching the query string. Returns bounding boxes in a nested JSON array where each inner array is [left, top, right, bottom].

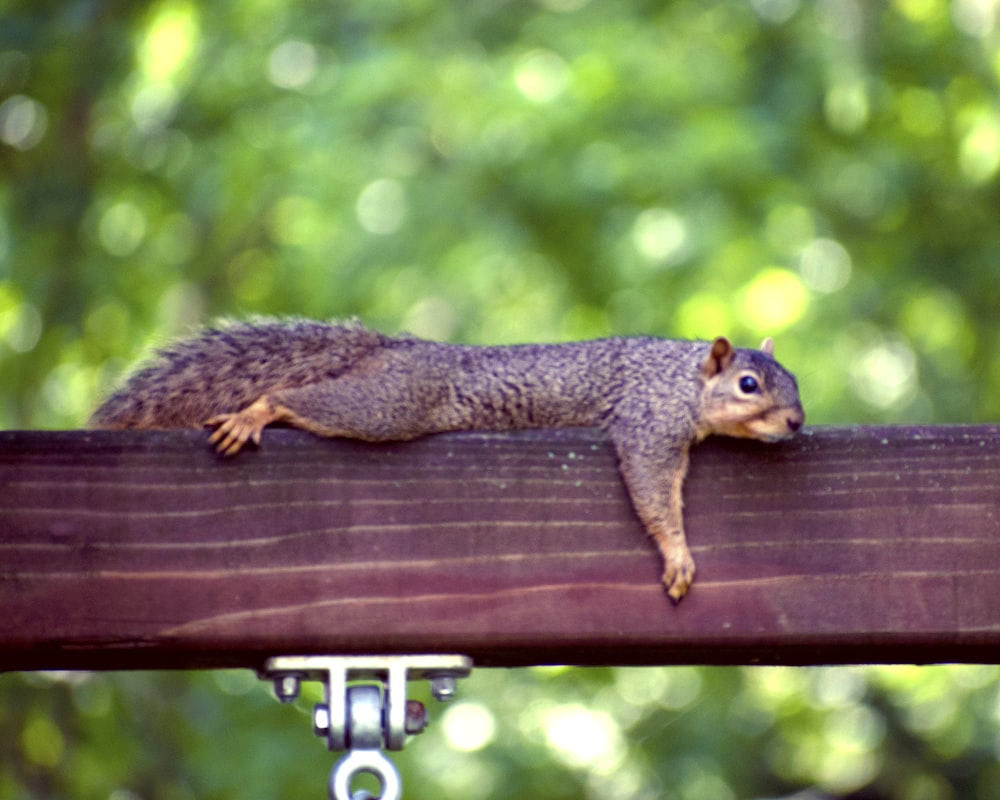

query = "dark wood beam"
[[2, 426, 998, 670]]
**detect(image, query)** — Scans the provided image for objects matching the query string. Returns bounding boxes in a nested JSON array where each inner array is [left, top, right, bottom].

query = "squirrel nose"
[[786, 412, 804, 433]]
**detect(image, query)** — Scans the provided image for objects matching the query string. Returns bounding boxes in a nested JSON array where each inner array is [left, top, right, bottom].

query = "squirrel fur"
[[90, 318, 805, 601]]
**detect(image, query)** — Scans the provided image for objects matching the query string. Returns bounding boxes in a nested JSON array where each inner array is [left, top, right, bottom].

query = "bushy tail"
[[89, 318, 391, 429]]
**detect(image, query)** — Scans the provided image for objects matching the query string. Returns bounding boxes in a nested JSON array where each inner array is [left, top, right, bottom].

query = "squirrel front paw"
[[661, 546, 697, 602], [206, 396, 276, 456]]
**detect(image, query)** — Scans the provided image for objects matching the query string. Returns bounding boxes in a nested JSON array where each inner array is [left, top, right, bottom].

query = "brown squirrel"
[[90, 318, 804, 600]]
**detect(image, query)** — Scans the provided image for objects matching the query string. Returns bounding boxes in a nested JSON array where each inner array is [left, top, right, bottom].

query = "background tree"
[[2, 1, 999, 798]]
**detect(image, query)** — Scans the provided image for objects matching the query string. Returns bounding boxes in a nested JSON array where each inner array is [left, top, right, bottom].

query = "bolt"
[[405, 700, 429, 735], [429, 673, 457, 702], [273, 675, 300, 703], [313, 704, 331, 737]]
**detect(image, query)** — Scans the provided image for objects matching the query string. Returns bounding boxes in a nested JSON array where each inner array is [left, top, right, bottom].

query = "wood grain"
[[1, 426, 998, 670]]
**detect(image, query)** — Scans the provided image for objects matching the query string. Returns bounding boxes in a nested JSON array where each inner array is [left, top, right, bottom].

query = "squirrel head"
[[696, 337, 805, 442]]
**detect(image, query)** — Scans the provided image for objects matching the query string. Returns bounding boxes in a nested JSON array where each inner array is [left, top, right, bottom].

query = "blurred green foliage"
[[3, 0, 1000, 798], [3, 666, 1000, 800]]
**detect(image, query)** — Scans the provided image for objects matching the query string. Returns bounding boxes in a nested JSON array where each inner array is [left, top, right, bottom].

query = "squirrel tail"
[[89, 318, 390, 430]]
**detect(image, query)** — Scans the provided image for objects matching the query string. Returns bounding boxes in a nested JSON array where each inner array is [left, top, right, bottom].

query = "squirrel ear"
[[702, 337, 734, 377], [760, 337, 774, 357]]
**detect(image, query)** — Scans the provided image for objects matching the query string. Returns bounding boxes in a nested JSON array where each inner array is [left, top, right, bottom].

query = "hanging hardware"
[[260, 655, 473, 800]]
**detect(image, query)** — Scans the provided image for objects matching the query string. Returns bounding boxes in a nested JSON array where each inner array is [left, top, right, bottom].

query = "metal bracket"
[[259, 655, 473, 800]]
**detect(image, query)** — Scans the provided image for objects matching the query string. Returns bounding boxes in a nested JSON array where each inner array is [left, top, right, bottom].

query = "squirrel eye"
[[738, 375, 759, 394]]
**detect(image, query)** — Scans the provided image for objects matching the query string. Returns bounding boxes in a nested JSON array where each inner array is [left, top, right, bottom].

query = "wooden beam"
[[1, 426, 998, 670]]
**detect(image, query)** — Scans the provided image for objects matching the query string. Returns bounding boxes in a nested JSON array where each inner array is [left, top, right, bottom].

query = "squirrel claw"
[[662, 553, 696, 603], [206, 413, 260, 456], [205, 396, 275, 456]]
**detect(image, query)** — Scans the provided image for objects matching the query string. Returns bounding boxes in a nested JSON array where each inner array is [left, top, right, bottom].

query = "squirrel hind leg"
[[206, 395, 287, 456], [205, 378, 402, 455]]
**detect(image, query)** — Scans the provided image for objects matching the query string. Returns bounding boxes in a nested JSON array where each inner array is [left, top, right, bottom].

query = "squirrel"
[[90, 318, 805, 601]]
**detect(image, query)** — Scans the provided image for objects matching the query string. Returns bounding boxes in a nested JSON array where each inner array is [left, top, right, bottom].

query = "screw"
[[405, 700, 429, 735], [429, 673, 457, 702], [273, 675, 300, 703], [313, 704, 331, 737]]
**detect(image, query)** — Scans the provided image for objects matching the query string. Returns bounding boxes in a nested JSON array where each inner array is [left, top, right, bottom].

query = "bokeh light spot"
[[268, 40, 318, 90], [140, 1, 200, 83], [798, 238, 852, 293], [0, 94, 48, 150], [356, 179, 407, 235], [739, 268, 809, 332], [441, 702, 497, 752], [98, 201, 148, 257], [515, 50, 569, 104]]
